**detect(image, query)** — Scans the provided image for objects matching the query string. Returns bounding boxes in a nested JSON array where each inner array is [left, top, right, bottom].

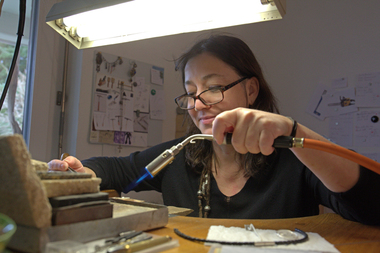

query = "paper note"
[[151, 66, 164, 85], [131, 132, 148, 147], [332, 77, 348, 89], [98, 131, 114, 144], [355, 72, 380, 107], [134, 112, 149, 133], [328, 113, 354, 147], [306, 84, 357, 120], [324, 87, 357, 117], [354, 110, 380, 147], [150, 89, 166, 120], [133, 78, 150, 113], [306, 83, 330, 120], [121, 90, 134, 132]]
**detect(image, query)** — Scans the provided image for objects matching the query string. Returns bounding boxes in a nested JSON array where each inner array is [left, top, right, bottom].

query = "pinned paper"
[[328, 113, 354, 147], [151, 66, 164, 85], [121, 90, 134, 132], [306, 84, 357, 120], [150, 89, 166, 120], [332, 77, 348, 89], [355, 72, 380, 107], [133, 78, 150, 113], [354, 110, 380, 147], [306, 83, 330, 120]]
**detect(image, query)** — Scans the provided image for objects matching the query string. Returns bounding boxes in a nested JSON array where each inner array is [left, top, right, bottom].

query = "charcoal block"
[[49, 192, 109, 208], [52, 203, 113, 225]]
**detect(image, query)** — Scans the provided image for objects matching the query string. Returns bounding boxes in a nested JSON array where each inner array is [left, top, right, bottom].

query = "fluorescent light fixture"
[[46, 0, 286, 49]]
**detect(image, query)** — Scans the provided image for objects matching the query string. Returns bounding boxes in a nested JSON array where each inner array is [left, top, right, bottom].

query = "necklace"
[[197, 169, 211, 218], [197, 158, 248, 218]]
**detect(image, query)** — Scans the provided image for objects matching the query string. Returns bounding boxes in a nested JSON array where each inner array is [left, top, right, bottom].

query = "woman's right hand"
[[48, 156, 87, 173]]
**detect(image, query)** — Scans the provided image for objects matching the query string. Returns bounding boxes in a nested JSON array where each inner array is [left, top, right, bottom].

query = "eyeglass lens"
[[177, 89, 223, 109]]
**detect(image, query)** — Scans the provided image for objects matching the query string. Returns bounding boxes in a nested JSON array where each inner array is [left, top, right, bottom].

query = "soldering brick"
[[0, 134, 52, 228], [42, 178, 102, 198], [49, 192, 109, 208], [31, 159, 49, 171]]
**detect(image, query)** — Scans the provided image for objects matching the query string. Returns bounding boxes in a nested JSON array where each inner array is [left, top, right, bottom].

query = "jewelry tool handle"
[[272, 136, 380, 175], [225, 133, 380, 175], [107, 236, 172, 253], [60, 153, 77, 173]]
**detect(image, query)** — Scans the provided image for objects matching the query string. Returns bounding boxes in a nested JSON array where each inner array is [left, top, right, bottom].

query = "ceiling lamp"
[[46, 0, 286, 49]]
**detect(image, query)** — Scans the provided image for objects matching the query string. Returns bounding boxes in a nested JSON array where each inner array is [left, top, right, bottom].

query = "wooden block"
[[42, 178, 102, 198]]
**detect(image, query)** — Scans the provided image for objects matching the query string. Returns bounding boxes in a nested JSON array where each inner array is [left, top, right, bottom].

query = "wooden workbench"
[[148, 213, 380, 252]]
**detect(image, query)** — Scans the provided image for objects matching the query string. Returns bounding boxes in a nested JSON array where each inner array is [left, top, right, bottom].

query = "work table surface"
[[148, 213, 380, 252]]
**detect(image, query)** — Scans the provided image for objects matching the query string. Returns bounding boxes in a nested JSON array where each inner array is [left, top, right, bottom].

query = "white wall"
[[30, 0, 380, 164]]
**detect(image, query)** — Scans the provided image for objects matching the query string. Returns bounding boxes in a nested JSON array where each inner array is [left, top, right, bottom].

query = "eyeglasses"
[[174, 77, 249, 110]]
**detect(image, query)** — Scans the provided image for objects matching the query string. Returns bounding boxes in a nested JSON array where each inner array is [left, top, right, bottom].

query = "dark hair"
[[175, 34, 279, 176]]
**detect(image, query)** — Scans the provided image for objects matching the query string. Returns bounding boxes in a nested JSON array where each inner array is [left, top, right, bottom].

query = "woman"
[[48, 35, 380, 225]]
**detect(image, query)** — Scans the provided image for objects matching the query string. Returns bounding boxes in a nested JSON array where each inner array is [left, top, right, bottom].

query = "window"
[[0, 42, 28, 135], [0, 0, 32, 136]]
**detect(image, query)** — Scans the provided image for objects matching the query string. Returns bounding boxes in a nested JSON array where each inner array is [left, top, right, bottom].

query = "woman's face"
[[184, 52, 257, 134]]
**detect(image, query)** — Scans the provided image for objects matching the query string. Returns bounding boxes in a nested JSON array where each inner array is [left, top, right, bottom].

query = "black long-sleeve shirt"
[[82, 138, 380, 225]]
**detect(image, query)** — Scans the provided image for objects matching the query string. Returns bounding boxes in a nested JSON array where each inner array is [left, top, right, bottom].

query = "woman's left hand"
[[212, 108, 293, 155]]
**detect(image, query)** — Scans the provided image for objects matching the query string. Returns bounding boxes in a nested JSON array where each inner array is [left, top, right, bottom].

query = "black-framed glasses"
[[174, 77, 249, 110]]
